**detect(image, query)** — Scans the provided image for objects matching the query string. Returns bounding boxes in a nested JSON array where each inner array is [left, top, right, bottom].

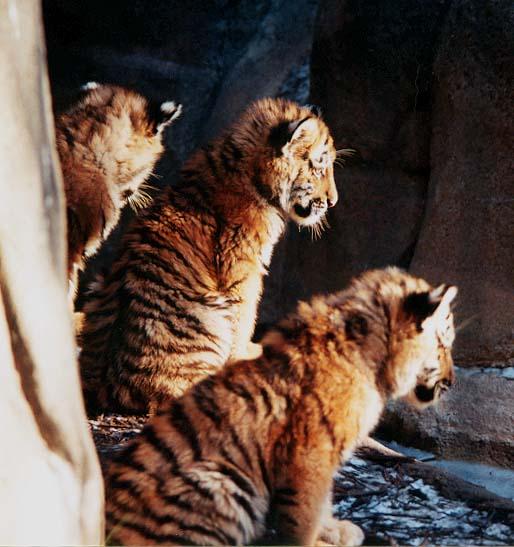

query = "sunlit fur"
[[56, 83, 181, 299], [104, 267, 457, 546], [79, 97, 338, 415]]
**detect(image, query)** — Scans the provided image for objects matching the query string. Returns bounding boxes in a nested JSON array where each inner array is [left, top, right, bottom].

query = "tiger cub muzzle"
[[414, 374, 454, 404]]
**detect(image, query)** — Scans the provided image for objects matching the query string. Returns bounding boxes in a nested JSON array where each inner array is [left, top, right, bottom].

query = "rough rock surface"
[[378, 368, 514, 468], [409, 0, 514, 366], [290, 0, 514, 366]]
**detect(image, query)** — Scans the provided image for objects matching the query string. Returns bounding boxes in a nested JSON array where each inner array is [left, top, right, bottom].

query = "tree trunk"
[[0, 1, 103, 543]]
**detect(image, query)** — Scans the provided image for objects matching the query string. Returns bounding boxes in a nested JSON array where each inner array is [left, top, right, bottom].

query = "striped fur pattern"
[[105, 267, 458, 545], [79, 97, 338, 414], [56, 83, 181, 298]]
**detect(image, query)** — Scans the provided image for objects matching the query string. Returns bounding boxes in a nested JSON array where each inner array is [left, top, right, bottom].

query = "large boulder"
[[379, 367, 514, 468], [409, 0, 514, 366], [291, 0, 514, 366]]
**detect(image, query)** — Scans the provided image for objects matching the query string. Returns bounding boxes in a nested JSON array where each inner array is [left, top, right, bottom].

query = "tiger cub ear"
[[269, 116, 319, 154], [404, 284, 458, 324], [151, 101, 183, 135], [304, 103, 323, 118]]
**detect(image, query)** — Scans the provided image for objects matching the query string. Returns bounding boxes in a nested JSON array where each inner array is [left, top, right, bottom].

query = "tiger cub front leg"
[[317, 493, 364, 546], [230, 275, 263, 362], [272, 468, 334, 546]]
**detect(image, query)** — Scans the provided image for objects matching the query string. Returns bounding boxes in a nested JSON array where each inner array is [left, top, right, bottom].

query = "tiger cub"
[[56, 83, 182, 298], [104, 267, 457, 546], [80, 97, 338, 414]]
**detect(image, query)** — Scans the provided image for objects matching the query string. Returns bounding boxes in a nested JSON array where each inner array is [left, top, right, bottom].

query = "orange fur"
[[56, 83, 181, 298], [79, 97, 338, 414], [104, 267, 457, 545]]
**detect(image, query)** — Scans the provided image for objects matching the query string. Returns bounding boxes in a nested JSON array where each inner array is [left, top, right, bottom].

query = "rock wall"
[[301, 0, 514, 366]]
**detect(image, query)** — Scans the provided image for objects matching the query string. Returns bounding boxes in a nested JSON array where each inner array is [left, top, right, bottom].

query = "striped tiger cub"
[[80, 97, 339, 414], [56, 82, 182, 299], [105, 267, 458, 546]]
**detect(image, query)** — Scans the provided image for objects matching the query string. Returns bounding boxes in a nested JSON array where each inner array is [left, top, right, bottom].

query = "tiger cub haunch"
[[105, 267, 458, 546], [56, 83, 182, 298], [80, 97, 338, 414]]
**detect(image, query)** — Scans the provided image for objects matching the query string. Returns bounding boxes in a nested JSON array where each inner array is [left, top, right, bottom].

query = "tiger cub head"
[[239, 98, 338, 229], [398, 280, 458, 408], [58, 82, 182, 210], [347, 268, 458, 408]]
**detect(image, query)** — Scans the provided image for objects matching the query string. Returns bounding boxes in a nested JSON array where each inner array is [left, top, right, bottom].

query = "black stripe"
[[225, 136, 244, 160], [127, 285, 211, 335], [80, 319, 115, 343], [233, 492, 258, 522], [311, 392, 337, 448], [84, 305, 118, 319], [222, 378, 257, 413], [169, 402, 202, 460], [171, 184, 215, 217], [259, 386, 273, 415], [121, 322, 220, 357], [161, 493, 194, 513], [225, 275, 248, 292], [252, 173, 276, 205], [193, 383, 222, 426], [110, 441, 144, 467], [108, 496, 230, 545], [134, 250, 199, 295], [219, 147, 236, 174], [217, 463, 256, 497], [275, 487, 297, 497], [131, 308, 197, 341], [135, 229, 213, 293], [256, 442, 272, 493], [131, 262, 223, 309], [140, 426, 217, 504], [273, 495, 298, 506], [281, 513, 299, 526], [141, 426, 179, 466], [203, 146, 220, 180], [106, 510, 196, 546], [228, 425, 254, 472]]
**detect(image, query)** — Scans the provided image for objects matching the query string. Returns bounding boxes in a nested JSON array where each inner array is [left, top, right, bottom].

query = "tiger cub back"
[[80, 97, 339, 415], [105, 267, 457, 545], [56, 83, 181, 298]]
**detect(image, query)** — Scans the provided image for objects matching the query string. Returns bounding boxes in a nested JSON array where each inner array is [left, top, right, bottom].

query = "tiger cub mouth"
[[414, 384, 437, 403], [414, 379, 452, 403], [294, 202, 314, 218], [293, 198, 327, 224]]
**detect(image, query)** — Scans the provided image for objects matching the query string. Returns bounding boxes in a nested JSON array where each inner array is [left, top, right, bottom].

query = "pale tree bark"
[[0, 1, 103, 544]]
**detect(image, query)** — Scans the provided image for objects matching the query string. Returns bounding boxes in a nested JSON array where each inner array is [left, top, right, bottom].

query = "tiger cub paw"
[[232, 342, 263, 362], [246, 341, 263, 360], [318, 518, 364, 546]]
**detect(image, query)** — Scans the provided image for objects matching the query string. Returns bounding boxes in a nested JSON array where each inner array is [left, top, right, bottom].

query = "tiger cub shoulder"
[[55, 82, 181, 298], [105, 267, 458, 545]]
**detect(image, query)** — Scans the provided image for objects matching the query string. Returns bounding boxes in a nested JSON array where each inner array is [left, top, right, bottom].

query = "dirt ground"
[[91, 415, 514, 546]]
